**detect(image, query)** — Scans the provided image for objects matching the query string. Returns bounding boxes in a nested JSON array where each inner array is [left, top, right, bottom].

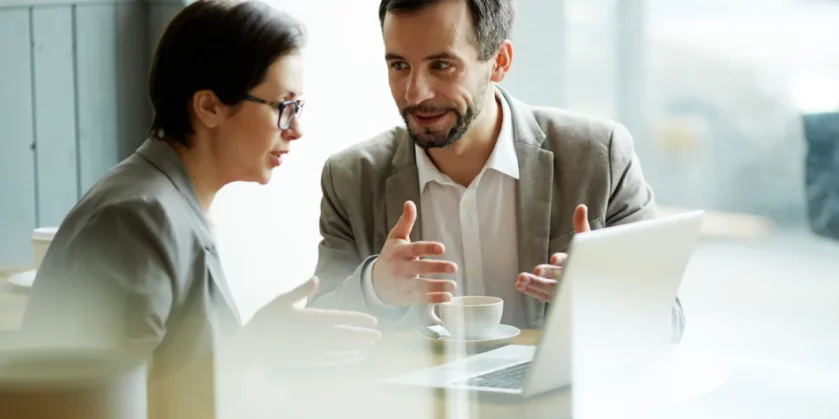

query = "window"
[[210, 1, 401, 320]]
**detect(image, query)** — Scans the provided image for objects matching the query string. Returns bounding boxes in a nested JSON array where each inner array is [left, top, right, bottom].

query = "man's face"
[[383, 0, 494, 149]]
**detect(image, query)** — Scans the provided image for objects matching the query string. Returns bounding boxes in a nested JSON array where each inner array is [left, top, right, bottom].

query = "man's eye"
[[390, 61, 409, 70], [432, 61, 452, 70]]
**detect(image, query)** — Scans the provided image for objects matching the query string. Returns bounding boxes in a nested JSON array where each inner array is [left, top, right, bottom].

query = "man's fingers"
[[549, 252, 569, 266], [298, 308, 380, 329], [422, 292, 454, 304], [398, 241, 446, 259], [418, 278, 457, 294], [574, 204, 591, 233], [404, 279, 456, 304], [405, 259, 457, 277], [516, 273, 557, 291], [516, 273, 555, 303], [388, 200, 418, 240], [534, 264, 562, 280]]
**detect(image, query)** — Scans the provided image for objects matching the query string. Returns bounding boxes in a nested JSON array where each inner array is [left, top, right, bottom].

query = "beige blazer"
[[308, 87, 684, 338]]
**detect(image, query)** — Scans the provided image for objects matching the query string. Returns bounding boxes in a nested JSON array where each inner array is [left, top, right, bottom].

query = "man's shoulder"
[[527, 104, 623, 150], [324, 126, 407, 173]]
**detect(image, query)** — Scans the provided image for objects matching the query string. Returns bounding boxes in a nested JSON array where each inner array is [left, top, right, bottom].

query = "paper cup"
[[30, 227, 58, 269]]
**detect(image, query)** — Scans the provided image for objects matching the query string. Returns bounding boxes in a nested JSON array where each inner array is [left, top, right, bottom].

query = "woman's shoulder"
[[89, 154, 184, 202], [58, 194, 178, 251], [72, 154, 196, 222], [61, 166, 188, 238]]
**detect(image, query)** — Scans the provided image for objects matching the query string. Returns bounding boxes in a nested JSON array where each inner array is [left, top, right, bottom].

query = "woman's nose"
[[283, 117, 303, 141]]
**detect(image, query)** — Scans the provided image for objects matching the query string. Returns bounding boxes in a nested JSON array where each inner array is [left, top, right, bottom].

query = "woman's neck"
[[167, 139, 223, 213]]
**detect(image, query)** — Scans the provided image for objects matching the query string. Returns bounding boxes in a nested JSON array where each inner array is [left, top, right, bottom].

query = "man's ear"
[[490, 40, 513, 83]]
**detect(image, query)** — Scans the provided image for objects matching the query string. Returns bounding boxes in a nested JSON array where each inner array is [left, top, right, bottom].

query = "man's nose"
[[405, 72, 434, 105]]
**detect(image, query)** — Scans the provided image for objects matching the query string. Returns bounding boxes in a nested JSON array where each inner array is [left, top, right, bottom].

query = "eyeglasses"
[[243, 94, 305, 130]]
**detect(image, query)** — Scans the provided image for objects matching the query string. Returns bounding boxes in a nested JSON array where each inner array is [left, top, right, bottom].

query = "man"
[[802, 112, 839, 240], [308, 0, 684, 338]]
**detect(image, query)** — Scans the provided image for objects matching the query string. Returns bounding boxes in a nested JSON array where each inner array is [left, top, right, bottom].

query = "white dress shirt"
[[363, 90, 525, 327]]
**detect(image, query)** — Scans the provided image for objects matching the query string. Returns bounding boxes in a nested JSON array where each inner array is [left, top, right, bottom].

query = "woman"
[[20, 0, 380, 384]]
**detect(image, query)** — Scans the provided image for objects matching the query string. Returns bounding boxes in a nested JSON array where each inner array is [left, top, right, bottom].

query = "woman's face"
[[214, 52, 305, 185]]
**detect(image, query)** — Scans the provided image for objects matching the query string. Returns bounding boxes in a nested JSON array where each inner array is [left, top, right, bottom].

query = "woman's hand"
[[234, 277, 381, 369]]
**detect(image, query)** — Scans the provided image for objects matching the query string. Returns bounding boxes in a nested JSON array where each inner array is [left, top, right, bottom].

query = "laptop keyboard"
[[453, 361, 532, 390]]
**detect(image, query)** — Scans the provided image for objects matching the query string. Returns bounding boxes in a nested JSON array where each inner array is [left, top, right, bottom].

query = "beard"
[[400, 83, 489, 149]]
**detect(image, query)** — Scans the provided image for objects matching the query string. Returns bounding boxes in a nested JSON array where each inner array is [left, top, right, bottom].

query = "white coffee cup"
[[30, 227, 57, 269], [427, 296, 503, 340]]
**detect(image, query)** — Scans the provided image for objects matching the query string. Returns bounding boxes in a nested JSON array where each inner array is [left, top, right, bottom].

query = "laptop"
[[383, 210, 704, 399]]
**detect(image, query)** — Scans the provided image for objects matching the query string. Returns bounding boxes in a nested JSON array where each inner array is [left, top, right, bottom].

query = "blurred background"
[[216, 0, 839, 318], [1, 0, 838, 414]]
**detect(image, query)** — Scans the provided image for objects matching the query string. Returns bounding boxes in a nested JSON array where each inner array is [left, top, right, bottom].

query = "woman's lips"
[[269, 151, 286, 167]]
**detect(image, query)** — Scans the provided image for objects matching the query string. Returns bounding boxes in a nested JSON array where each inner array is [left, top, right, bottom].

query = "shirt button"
[[470, 268, 479, 276]]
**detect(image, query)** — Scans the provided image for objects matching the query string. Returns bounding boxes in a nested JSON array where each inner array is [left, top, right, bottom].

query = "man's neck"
[[426, 94, 503, 187]]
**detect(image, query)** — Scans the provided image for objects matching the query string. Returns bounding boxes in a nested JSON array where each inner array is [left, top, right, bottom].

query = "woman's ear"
[[191, 90, 226, 129]]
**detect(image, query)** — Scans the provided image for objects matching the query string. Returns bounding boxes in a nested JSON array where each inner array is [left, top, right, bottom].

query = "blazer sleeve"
[[306, 158, 413, 328], [803, 114, 839, 240], [303, 157, 370, 312], [605, 122, 658, 225], [21, 200, 179, 363]]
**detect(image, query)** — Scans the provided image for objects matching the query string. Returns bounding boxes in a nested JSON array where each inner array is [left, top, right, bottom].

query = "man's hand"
[[516, 204, 591, 303], [239, 277, 382, 368], [371, 201, 458, 306]]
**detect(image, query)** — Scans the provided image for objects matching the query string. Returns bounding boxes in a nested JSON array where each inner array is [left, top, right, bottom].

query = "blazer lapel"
[[136, 139, 240, 323], [500, 87, 554, 328], [385, 130, 422, 243]]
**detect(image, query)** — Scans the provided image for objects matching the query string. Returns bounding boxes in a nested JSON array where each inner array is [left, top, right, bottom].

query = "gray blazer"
[[308, 87, 685, 338], [20, 138, 238, 382]]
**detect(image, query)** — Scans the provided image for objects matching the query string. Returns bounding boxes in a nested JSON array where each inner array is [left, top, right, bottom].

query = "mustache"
[[401, 104, 458, 116]]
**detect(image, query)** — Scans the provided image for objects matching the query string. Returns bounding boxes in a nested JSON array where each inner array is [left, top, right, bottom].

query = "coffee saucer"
[[7, 270, 36, 289], [420, 324, 521, 349]]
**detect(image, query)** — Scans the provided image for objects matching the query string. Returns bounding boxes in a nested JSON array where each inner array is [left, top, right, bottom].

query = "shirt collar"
[[415, 88, 519, 191]]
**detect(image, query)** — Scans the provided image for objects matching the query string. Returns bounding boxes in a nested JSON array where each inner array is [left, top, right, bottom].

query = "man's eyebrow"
[[385, 52, 462, 61], [425, 52, 460, 61]]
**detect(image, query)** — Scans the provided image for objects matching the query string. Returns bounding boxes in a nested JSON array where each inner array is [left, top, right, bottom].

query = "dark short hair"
[[148, 0, 306, 144], [378, 0, 514, 61]]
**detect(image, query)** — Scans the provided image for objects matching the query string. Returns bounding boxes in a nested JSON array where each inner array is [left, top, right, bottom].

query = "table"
[[0, 271, 28, 333], [0, 278, 562, 419], [4, 260, 839, 419], [222, 325, 839, 419], [221, 329, 570, 419]]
